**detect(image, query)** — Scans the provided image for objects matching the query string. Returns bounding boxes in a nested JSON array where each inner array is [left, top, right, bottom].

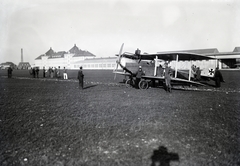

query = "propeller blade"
[[115, 43, 124, 70], [114, 43, 124, 80]]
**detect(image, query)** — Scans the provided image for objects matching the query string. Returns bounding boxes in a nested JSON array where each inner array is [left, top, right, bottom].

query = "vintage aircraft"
[[113, 43, 222, 89]]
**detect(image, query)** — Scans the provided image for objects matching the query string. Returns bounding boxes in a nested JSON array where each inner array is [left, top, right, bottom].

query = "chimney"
[[21, 48, 23, 62]]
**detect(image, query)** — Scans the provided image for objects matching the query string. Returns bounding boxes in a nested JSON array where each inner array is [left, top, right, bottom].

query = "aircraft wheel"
[[139, 80, 148, 90], [125, 79, 135, 88]]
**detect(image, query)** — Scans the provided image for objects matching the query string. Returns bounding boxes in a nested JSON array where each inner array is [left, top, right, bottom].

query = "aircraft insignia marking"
[[209, 68, 215, 76]]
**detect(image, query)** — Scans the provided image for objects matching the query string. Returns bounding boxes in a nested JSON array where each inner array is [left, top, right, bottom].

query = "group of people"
[[191, 65, 201, 81], [28, 66, 84, 90], [29, 66, 68, 79], [156, 63, 172, 92], [29, 67, 40, 78], [131, 62, 172, 92]]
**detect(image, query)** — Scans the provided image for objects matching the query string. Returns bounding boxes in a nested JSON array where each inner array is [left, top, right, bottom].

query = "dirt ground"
[[0, 70, 239, 166]]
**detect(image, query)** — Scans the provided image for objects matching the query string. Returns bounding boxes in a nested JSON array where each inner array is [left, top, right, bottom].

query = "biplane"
[[113, 43, 222, 89]]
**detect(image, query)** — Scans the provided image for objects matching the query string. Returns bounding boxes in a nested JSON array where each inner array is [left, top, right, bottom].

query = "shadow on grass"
[[83, 84, 97, 90], [150, 146, 179, 166]]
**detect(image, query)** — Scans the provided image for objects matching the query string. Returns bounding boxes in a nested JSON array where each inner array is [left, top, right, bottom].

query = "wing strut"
[[175, 54, 178, 78], [188, 60, 192, 81], [154, 56, 158, 76]]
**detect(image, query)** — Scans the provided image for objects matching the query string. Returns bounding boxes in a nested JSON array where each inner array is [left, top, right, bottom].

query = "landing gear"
[[139, 80, 149, 90], [125, 78, 135, 88]]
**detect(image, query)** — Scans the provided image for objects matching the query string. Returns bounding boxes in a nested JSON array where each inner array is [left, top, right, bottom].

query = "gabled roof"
[[69, 44, 79, 54], [233, 47, 240, 52], [73, 50, 95, 57], [35, 47, 55, 60], [69, 44, 95, 57], [45, 47, 54, 55], [48, 51, 66, 59], [35, 54, 45, 60], [35, 44, 96, 60]]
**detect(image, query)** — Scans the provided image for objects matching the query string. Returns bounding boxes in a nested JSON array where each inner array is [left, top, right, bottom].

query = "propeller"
[[114, 43, 124, 80]]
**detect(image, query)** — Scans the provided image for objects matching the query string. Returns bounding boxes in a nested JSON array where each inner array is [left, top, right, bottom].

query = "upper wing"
[[141, 52, 215, 61], [121, 52, 215, 61]]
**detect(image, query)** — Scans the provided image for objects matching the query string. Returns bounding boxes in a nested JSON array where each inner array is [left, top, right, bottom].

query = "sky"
[[0, 0, 240, 65]]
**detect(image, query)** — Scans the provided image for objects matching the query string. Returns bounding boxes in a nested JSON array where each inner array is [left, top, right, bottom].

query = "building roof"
[[35, 44, 95, 60], [45, 47, 54, 55], [69, 44, 79, 54], [69, 44, 95, 57], [48, 51, 66, 59], [0, 62, 16, 66], [233, 47, 240, 52], [158, 48, 219, 55], [18, 62, 30, 65], [73, 50, 95, 57]]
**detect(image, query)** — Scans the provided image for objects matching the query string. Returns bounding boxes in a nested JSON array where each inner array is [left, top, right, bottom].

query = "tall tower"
[[21, 48, 23, 62]]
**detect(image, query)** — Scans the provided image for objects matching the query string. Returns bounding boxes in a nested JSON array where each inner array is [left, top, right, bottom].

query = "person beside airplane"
[[135, 66, 145, 89], [214, 67, 224, 88], [158, 64, 164, 77], [164, 62, 172, 92]]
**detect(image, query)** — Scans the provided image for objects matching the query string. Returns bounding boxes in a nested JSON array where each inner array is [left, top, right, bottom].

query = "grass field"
[[0, 69, 239, 166]]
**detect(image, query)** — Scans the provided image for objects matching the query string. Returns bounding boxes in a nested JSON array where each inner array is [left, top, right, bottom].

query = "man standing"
[[57, 66, 61, 78], [135, 66, 144, 89], [164, 63, 172, 92], [77, 66, 84, 90], [214, 67, 224, 88], [7, 67, 13, 78], [158, 64, 164, 77], [63, 67, 68, 79], [32, 67, 36, 78], [36, 67, 39, 78], [43, 67, 46, 78]]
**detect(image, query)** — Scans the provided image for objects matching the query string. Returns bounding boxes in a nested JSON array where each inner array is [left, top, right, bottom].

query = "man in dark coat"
[[214, 67, 224, 88], [158, 64, 164, 77], [135, 66, 145, 89], [35, 67, 39, 78], [32, 67, 36, 78], [7, 67, 13, 78], [164, 63, 172, 92], [77, 66, 84, 90], [43, 67, 46, 78]]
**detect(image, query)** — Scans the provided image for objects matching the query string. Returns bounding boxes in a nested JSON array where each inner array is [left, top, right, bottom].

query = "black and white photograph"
[[0, 0, 240, 165]]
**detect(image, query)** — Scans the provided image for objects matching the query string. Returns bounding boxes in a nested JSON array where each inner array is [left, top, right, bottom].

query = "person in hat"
[[214, 67, 224, 87], [77, 66, 84, 90], [135, 66, 145, 89], [164, 62, 172, 92], [7, 66, 13, 78]]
